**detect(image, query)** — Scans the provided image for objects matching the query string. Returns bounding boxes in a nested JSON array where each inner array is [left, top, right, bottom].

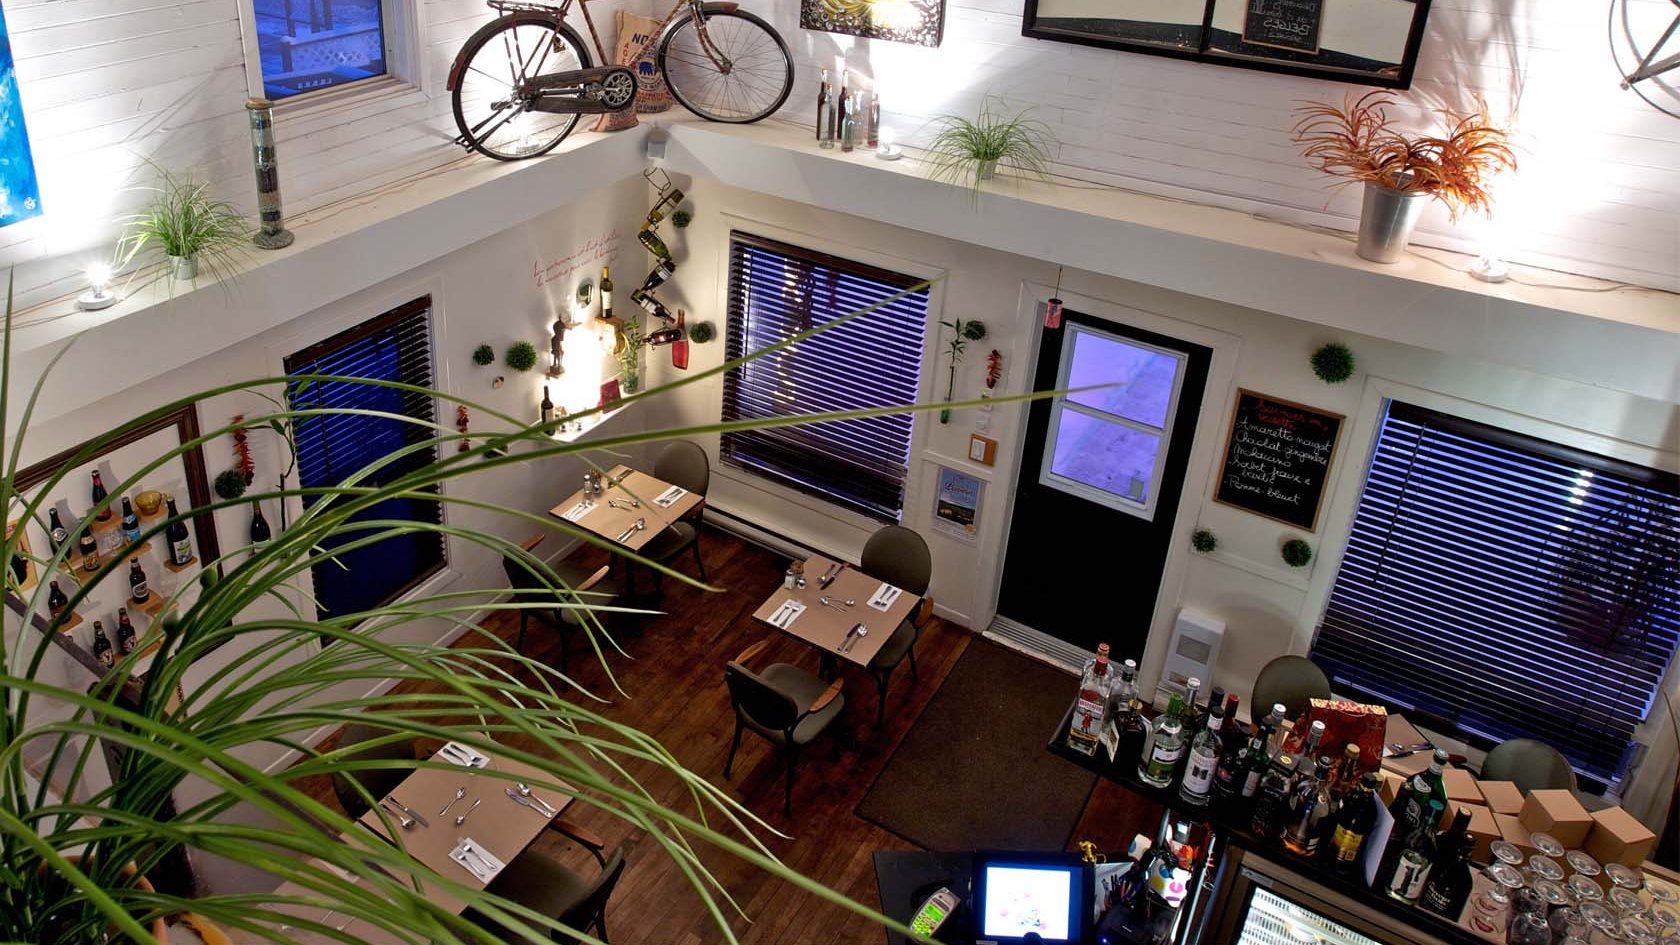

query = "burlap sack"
[[593, 11, 672, 132]]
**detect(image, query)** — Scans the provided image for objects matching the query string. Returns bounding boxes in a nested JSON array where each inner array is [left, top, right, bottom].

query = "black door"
[[996, 306, 1212, 661]]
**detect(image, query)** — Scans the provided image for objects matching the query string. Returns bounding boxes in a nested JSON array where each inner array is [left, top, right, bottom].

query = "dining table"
[[258, 740, 574, 942], [750, 554, 922, 668], [546, 463, 702, 554]]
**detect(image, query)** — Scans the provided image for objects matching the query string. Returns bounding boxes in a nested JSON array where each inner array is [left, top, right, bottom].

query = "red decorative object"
[[671, 309, 690, 370], [985, 349, 1003, 390], [455, 405, 470, 452], [1045, 265, 1065, 329], [229, 415, 256, 485], [600, 379, 622, 407], [1282, 697, 1388, 777]]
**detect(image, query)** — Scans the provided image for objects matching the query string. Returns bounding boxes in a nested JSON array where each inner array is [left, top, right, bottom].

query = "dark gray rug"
[[857, 639, 1096, 851]]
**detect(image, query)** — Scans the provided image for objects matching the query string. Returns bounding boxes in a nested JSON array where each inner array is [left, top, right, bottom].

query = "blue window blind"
[[284, 297, 443, 621], [721, 232, 930, 522], [254, 0, 387, 99], [1311, 401, 1680, 783]]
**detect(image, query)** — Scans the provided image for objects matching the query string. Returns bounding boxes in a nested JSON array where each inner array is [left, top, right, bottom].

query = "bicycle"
[[446, 0, 795, 161]]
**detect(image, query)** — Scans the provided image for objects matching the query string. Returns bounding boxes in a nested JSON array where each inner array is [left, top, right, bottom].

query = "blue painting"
[[0, 2, 39, 227]]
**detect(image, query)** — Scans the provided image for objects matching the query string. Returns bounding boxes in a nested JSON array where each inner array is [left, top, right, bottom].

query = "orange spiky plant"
[[1291, 92, 1517, 221]]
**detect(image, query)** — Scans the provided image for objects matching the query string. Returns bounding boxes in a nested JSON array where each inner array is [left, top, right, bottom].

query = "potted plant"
[[120, 168, 252, 282], [938, 318, 987, 423], [922, 98, 1055, 196], [1292, 92, 1516, 263], [616, 316, 646, 392]]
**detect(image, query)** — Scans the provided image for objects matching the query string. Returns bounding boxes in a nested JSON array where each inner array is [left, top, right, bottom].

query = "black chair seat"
[[467, 846, 627, 944], [547, 561, 625, 628], [742, 663, 846, 746], [867, 619, 917, 671], [639, 521, 697, 565]]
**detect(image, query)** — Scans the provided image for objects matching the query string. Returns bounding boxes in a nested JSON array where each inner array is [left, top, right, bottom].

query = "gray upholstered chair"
[[501, 534, 622, 675], [1251, 655, 1332, 724], [723, 638, 845, 814], [467, 820, 627, 944], [639, 441, 710, 583], [1480, 738, 1577, 793], [329, 723, 415, 819], [858, 525, 934, 727]]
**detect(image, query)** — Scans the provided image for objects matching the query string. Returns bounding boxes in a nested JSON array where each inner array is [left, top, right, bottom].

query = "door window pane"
[[1066, 330, 1182, 429], [255, 0, 387, 99], [1049, 410, 1163, 504]]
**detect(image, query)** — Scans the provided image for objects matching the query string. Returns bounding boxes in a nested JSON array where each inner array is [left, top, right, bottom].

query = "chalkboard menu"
[[1241, 0, 1324, 53], [1213, 390, 1343, 530]]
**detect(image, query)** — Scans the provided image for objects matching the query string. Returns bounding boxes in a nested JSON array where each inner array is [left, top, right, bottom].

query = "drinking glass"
[[1491, 840, 1525, 868], [1648, 906, 1679, 943], [1648, 880, 1679, 909], [1524, 854, 1566, 886], [1530, 832, 1566, 859], [1472, 864, 1523, 936], [1572, 874, 1608, 906], [1568, 851, 1604, 884], [1506, 909, 1551, 945], [1622, 916, 1658, 945], [1612, 888, 1649, 919], [1608, 864, 1645, 893], [1583, 900, 1624, 944], [1552, 907, 1592, 944]]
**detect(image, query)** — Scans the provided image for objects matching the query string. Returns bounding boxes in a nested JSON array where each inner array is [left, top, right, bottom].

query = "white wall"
[[763, 0, 1680, 291]]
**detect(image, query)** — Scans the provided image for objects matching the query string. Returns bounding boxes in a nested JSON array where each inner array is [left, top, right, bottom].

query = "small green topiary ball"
[[471, 344, 495, 366], [672, 208, 693, 229], [1311, 342, 1356, 384], [1191, 528, 1218, 553], [688, 321, 716, 344], [1281, 538, 1314, 568], [213, 468, 248, 501], [505, 341, 538, 372], [961, 320, 987, 342]]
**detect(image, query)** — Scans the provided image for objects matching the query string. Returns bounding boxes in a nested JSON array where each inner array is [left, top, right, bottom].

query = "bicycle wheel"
[[658, 7, 793, 124], [451, 15, 592, 161]]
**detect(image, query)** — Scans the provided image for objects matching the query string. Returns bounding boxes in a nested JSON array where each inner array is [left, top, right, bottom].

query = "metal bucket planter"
[[169, 254, 198, 281], [1356, 180, 1429, 263], [976, 159, 998, 181]]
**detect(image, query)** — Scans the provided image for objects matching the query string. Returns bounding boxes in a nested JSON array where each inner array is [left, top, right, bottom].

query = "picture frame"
[[1020, 0, 1432, 89], [1211, 389, 1343, 531], [931, 465, 984, 545], [800, 0, 948, 48]]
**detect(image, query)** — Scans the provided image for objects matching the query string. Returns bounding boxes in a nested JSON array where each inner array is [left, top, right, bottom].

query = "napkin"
[[867, 583, 902, 611], [654, 485, 688, 508], [440, 742, 489, 768], [767, 599, 806, 629], [449, 839, 505, 882], [560, 500, 593, 523]]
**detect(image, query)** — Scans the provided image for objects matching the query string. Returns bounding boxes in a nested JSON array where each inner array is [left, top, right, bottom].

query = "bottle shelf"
[[49, 610, 83, 634]]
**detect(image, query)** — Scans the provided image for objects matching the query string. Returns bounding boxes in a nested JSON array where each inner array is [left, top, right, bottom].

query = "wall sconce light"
[[876, 126, 902, 161], [76, 262, 118, 311]]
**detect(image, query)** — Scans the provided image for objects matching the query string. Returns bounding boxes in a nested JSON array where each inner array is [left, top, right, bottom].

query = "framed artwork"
[[800, 0, 947, 48], [0, 1, 41, 227], [1020, 0, 1432, 89], [5, 405, 223, 677], [1211, 389, 1343, 531], [930, 465, 984, 544]]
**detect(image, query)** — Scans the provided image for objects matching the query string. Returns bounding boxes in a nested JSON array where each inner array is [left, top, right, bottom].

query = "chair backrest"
[[724, 663, 801, 732], [1481, 738, 1577, 793], [1251, 655, 1332, 724], [502, 548, 550, 595], [655, 441, 710, 496], [859, 525, 932, 596], [330, 723, 414, 817], [558, 849, 627, 944]]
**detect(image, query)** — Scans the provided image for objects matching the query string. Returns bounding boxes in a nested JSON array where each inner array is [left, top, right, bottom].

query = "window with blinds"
[[284, 296, 445, 622], [721, 232, 930, 521], [1311, 401, 1680, 783]]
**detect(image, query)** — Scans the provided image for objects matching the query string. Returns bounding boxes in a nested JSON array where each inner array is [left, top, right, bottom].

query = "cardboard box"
[[1584, 805, 1656, 868], [1442, 767, 1484, 806], [1519, 789, 1594, 848], [1379, 770, 1406, 808], [1495, 812, 1538, 857], [1455, 802, 1499, 864], [1478, 780, 1525, 816]]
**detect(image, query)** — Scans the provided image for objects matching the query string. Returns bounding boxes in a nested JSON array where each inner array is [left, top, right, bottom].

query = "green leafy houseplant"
[[688, 321, 716, 345], [1191, 528, 1218, 554], [119, 167, 252, 283], [1, 273, 1061, 944], [922, 99, 1055, 197], [671, 209, 693, 229], [1282, 538, 1314, 568], [939, 318, 986, 423], [471, 344, 495, 366], [616, 318, 646, 392], [504, 341, 538, 372], [1311, 342, 1356, 384], [212, 468, 247, 501]]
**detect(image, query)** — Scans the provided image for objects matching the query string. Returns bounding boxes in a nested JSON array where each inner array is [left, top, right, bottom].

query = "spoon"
[[517, 782, 559, 817], [455, 798, 482, 826], [439, 786, 466, 816], [379, 799, 415, 830], [616, 518, 647, 543], [819, 595, 855, 611]]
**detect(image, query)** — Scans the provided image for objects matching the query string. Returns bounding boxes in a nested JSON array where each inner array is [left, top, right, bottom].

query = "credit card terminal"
[[910, 886, 960, 939]]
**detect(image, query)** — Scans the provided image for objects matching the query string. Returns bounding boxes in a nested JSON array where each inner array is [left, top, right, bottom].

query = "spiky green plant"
[[921, 98, 1056, 197], [0, 272, 1069, 944], [118, 167, 252, 283]]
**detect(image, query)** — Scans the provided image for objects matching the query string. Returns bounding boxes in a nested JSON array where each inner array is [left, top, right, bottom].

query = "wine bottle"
[[164, 497, 193, 566], [91, 471, 112, 521], [671, 310, 690, 370], [837, 70, 849, 143], [47, 509, 68, 553], [92, 620, 114, 668], [816, 68, 834, 148], [600, 266, 614, 321], [47, 580, 69, 617], [541, 385, 555, 425], [867, 91, 880, 149], [1420, 808, 1476, 918], [128, 559, 150, 604], [1384, 798, 1444, 904], [9, 550, 25, 586], [78, 530, 99, 572], [120, 496, 141, 545], [116, 607, 137, 654], [250, 501, 272, 548]]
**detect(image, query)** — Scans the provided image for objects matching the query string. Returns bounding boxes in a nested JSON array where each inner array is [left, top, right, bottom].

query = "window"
[[1038, 324, 1187, 519], [721, 232, 931, 522], [284, 297, 444, 621], [251, 0, 388, 98], [1311, 401, 1680, 784]]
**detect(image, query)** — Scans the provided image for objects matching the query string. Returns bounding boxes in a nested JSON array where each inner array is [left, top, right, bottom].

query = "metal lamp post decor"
[[245, 98, 295, 250]]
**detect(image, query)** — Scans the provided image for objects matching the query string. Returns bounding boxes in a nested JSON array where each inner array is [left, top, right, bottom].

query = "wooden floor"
[[304, 527, 1160, 944]]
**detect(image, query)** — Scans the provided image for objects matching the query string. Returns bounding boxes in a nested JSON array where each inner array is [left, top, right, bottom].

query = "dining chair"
[[723, 638, 845, 814], [502, 535, 622, 675], [467, 819, 627, 944], [329, 723, 415, 819], [1480, 738, 1578, 793], [1250, 655, 1332, 724], [858, 525, 934, 727], [639, 441, 710, 583]]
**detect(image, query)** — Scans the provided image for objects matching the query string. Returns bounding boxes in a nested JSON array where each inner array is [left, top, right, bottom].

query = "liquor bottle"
[[1420, 808, 1476, 918], [541, 385, 555, 425], [1066, 643, 1114, 756], [116, 607, 137, 654], [1331, 743, 1363, 801], [1179, 691, 1227, 806], [1178, 677, 1203, 740], [816, 68, 834, 148], [47, 509, 68, 553], [1251, 753, 1297, 842], [1105, 659, 1149, 763], [1375, 780, 1436, 893], [1262, 704, 1289, 759], [670, 310, 690, 370], [250, 501, 272, 548], [1219, 693, 1242, 753], [47, 580, 69, 617], [645, 325, 684, 345], [840, 91, 856, 152], [1211, 715, 1254, 807], [1326, 773, 1381, 873], [120, 496, 141, 545], [1282, 755, 1336, 858], [1237, 728, 1272, 804], [92, 620, 114, 668], [600, 266, 614, 321], [867, 91, 880, 149], [1138, 693, 1185, 788], [1384, 798, 1444, 903], [836, 70, 849, 143], [1195, 685, 1225, 739], [1424, 749, 1450, 804], [91, 471, 111, 521], [128, 559, 149, 604], [164, 497, 193, 567], [78, 530, 99, 572], [1296, 719, 1326, 764]]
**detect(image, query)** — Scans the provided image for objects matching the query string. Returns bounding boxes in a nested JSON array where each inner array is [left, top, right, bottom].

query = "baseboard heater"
[[702, 504, 839, 564]]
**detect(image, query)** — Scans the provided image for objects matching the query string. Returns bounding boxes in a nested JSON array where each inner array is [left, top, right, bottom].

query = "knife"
[[505, 787, 554, 816], [838, 623, 864, 653], [818, 562, 842, 589], [388, 797, 429, 828]]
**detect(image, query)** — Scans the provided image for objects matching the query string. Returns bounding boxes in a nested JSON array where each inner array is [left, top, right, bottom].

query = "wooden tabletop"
[[547, 464, 703, 553], [750, 554, 921, 667]]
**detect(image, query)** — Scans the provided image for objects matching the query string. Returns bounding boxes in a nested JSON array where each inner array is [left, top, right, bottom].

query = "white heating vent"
[[985, 616, 1086, 675]]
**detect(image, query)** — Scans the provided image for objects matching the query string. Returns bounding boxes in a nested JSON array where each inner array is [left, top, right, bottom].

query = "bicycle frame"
[[479, 0, 735, 75]]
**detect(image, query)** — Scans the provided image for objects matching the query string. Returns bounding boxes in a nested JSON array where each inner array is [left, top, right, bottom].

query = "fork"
[[517, 783, 559, 817], [439, 786, 466, 816]]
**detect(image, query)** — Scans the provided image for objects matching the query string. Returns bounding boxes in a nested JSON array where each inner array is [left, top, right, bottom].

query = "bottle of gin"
[[816, 68, 834, 148], [1178, 691, 1227, 806], [1138, 693, 1185, 788], [1108, 659, 1150, 764], [1066, 643, 1114, 756]]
